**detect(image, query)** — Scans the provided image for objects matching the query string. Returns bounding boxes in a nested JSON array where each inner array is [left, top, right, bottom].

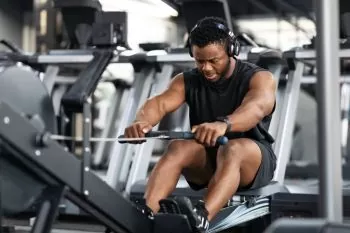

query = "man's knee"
[[166, 140, 199, 153], [218, 140, 245, 162], [218, 139, 262, 166], [163, 140, 203, 164]]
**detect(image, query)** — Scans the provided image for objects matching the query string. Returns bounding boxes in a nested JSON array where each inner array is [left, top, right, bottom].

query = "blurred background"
[[0, 0, 320, 53], [1, 0, 350, 232]]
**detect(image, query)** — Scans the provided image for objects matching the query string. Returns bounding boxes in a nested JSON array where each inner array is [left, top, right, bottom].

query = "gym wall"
[[127, 14, 182, 50], [0, 1, 23, 50], [237, 17, 316, 50], [101, 0, 183, 50]]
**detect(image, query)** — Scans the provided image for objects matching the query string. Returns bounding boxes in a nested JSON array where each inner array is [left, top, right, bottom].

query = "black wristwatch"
[[216, 116, 232, 133]]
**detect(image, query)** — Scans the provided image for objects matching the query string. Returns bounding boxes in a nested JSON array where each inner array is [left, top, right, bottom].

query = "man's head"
[[189, 17, 239, 82]]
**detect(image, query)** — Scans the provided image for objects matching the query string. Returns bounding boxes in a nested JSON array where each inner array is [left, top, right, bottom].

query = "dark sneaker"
[[134, 199, 154, 220], [174, 196, 209, 233]]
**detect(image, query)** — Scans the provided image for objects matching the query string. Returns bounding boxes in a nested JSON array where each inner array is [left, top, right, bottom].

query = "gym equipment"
[[268, 46, 350, 222], [54, 0, 102, 49], [44, 131, 229, 145], [55, 0, 129, 49], [7, 43, 286, 232], [264, 0, 350, 231], [0, 100, 200, 233], [1, 0, 163, 216], [6, 44, 169, 192], [129, 46, 289, 233], [0, 63, 211, 233]]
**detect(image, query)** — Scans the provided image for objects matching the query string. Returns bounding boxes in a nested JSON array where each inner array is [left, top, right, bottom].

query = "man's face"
[[192, 43, 229, 82]]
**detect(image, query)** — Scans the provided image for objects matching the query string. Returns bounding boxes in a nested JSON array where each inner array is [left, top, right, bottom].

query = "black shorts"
[[187, 139, 277, 191]]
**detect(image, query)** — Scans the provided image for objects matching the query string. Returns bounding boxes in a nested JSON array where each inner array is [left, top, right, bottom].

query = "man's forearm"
[[226, 102, 266, 132], [134, 98, 165, 126]]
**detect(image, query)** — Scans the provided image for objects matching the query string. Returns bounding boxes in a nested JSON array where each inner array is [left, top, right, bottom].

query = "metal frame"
[[315, 0, 342, 221], [92, 82, 129, 167], [105, 66, 157, 189], [124, 64, 174, 194], [274, 48, 350, 183], [272, 60, 304, 183], [29, 186, 67, 233], [0, 101, 152, 233], [82, 101, 92, 193], [59, 50, 114, 195], [35, 50, 248, 65]]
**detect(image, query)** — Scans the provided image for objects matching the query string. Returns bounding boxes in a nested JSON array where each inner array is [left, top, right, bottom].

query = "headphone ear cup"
[[227, 42, 234, 57], [234, 40, 240, 56]]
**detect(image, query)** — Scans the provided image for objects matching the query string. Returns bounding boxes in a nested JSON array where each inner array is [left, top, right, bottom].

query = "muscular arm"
[[227, 71, 276, 132], [134, 73, 185, 126]]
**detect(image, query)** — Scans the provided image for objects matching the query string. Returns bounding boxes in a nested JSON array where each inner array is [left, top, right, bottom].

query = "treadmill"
[[265, 0, 350, 231], [269, 47, 350, 222]]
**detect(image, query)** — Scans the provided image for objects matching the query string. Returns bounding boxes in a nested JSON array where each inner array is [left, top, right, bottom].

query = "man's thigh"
[[216, 138, 276, 190], [174, 141, 217, 190], [247, 139, 276, 189]]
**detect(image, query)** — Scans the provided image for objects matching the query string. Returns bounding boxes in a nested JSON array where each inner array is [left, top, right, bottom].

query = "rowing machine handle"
[[145, 131, 229, 145]]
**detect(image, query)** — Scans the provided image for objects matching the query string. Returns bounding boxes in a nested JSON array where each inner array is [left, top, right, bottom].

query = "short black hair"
[[189, 16, 230, 48]]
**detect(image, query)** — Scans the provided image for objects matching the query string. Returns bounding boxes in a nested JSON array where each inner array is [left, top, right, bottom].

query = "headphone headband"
[[188, 21, 240, 57]]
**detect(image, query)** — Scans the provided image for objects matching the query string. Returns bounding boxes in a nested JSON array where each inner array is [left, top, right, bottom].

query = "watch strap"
[[216, 116, 232, 133]]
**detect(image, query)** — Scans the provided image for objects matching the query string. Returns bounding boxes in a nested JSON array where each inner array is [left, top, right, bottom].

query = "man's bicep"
[[157, 74, 186, 114], [243, 71, 276, 114]]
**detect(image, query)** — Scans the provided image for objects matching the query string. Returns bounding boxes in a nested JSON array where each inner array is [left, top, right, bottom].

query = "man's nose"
[[201, 62, 213, 72]]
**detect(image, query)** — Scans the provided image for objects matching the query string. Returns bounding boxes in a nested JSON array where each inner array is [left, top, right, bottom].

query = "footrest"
[[209, 197, 270, 233], [159, 198, 181, 214]]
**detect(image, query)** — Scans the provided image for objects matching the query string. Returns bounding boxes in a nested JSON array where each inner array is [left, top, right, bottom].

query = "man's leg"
[[204, 138, 263, 220], [144, 140, 214, 213]]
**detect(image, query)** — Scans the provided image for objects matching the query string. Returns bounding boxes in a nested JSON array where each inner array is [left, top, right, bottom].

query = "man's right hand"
[[123, 121, 153, 144]]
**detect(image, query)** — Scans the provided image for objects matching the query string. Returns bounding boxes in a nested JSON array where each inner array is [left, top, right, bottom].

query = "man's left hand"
[[192, 122, 227, 147]]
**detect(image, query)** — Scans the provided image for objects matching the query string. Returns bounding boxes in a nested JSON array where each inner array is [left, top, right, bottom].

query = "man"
[[124, 16, 277, 232]]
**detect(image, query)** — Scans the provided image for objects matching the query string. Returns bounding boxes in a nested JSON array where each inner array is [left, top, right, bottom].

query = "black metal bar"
[[65, 191, 130, 233], [0, 137, 3, 232], [61, 49, 114, 113], [82, 101, 92, 195], [0, 101, 152, 233], [30, 186, 67, 233]]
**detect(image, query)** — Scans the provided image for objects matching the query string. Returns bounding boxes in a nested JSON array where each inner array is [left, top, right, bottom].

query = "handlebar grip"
[[182, 132, 228, 145], [118, 131, 229, 146], [144, 131, 164, 137]]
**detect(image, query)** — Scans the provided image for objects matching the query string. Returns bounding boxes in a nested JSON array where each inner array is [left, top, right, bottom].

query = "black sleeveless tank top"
[[183, 59, 275, 145]]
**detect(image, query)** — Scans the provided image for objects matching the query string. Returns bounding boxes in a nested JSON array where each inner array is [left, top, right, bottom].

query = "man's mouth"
[[204, 74, 217, 80]]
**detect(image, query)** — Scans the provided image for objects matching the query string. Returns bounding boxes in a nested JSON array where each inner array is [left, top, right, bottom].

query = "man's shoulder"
[[236, 59, 268, 78]]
